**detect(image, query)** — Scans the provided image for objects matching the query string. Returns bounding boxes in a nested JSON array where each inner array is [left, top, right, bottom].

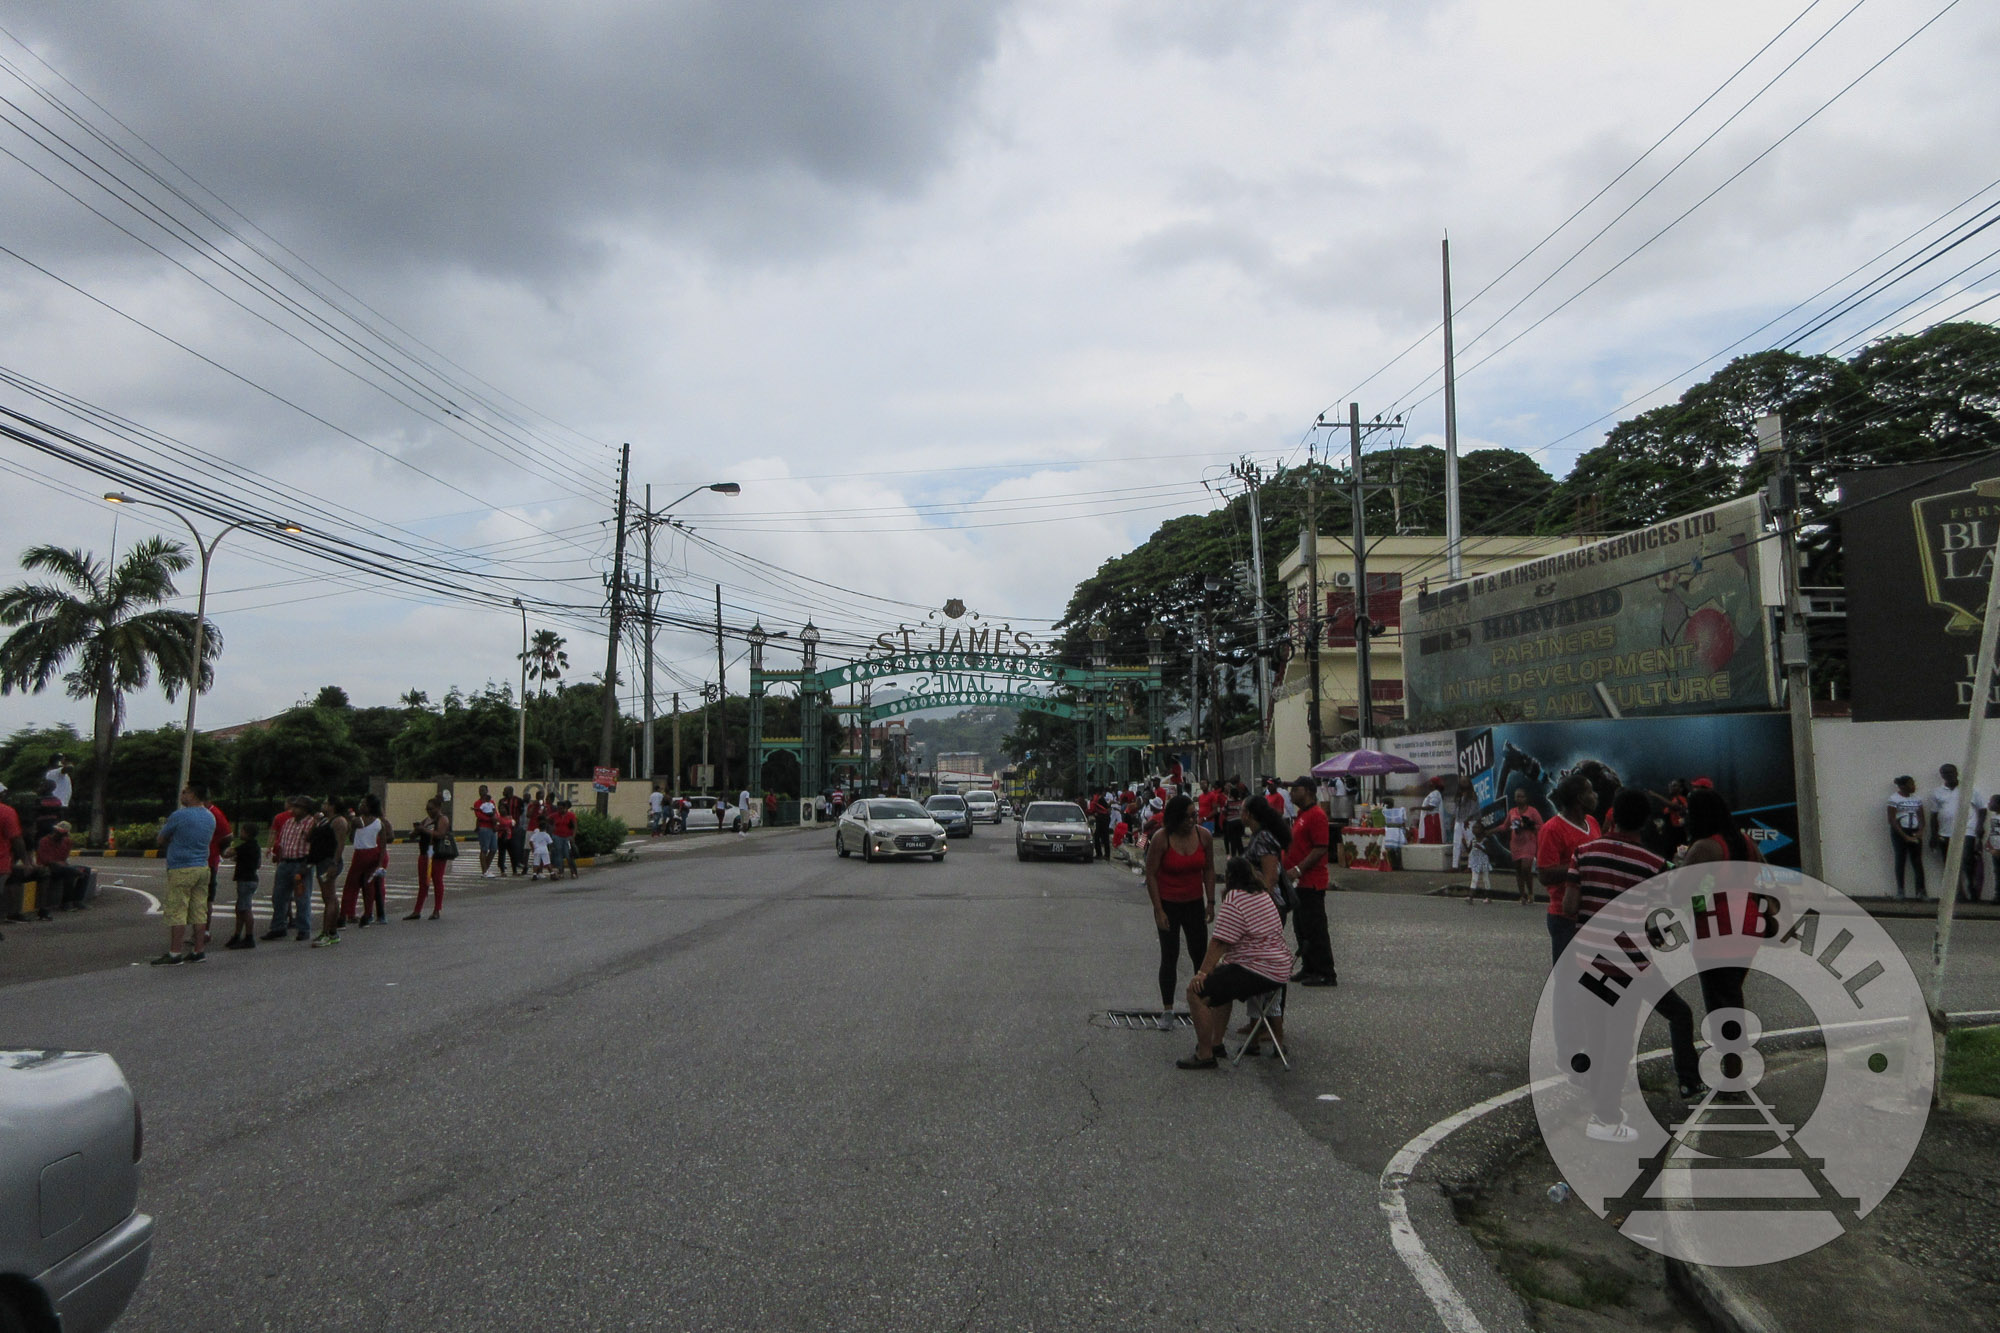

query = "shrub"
[[571, 811, 628, 858], [111, 821, 160, 850]]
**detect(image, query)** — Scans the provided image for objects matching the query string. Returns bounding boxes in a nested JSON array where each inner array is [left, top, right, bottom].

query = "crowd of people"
[[1887, 762, 2000, 903]]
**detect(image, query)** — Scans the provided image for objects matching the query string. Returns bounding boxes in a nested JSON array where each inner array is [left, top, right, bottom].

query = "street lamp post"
[[103, 494, 301, 795], [513, 598, 528, 781], [630, 480, 741, 789]]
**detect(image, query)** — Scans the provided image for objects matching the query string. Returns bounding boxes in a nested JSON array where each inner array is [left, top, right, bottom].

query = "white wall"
[[1812, 716, 2000, 898]]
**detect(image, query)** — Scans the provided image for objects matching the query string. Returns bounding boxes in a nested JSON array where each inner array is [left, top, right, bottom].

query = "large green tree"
[[228, 703, 372, 801], [0, 539, 217, 842]]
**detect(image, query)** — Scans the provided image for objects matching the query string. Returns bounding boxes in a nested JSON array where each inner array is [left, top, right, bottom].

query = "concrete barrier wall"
[[377, 776, 657, 834], [1812, 716, 2000, 898]]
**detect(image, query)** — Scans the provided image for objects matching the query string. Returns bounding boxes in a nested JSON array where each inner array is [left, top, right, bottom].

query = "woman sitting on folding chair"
[[1178, 856, 1292, 1070]]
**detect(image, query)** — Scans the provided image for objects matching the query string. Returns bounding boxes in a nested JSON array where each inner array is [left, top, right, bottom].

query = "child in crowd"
[[528, 824, 554, 880], [1464, 813, 1493, 904], [225, 823, 261, 949]]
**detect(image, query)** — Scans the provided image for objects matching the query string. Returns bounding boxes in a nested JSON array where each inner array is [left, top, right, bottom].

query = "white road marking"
[[1318, 1093, 1342, 1102], [1380, 1007, 2000, 1332], [105, 884, 161, 915]]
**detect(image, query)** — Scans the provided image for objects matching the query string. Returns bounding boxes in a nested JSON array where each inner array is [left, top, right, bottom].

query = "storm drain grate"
[[1102, 1010, 1193, 1030]]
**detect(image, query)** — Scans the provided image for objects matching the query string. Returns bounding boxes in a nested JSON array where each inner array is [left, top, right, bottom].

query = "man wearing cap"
[[1286, 776, 1337, 986], [37, 821, 83, 911]]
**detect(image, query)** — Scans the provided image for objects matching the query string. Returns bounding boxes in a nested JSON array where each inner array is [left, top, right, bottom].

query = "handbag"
[[432, 824, 460, 860]]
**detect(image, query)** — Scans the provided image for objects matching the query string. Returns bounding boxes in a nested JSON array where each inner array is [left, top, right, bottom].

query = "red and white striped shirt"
[[1573, 832, 1665, 933], [1212, 888, 1291, 983]]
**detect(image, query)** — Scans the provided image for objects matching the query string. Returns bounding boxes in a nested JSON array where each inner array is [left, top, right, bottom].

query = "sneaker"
[[311, 933, 339, 948], [356, 917, 371, 928], [148, 952, 184, 966], [1586, 1115, 1639, 1143], [484, 870, 498, 879], [296, 933, 311, 942], [260, 929, 287, 941], [184, 950, 207, 963], [1176, 1052, 1220, 1070], [1156, 1011, 1176, 1031], [1678, 1081, 1710, 1101]]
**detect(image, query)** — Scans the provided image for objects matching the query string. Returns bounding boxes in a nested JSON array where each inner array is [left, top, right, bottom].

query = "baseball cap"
[[1691, 776, 1715, 790]]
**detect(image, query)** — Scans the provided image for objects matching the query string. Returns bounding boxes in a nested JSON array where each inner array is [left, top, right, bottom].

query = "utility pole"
[[642, 483, 656, 781], [1232, 458, 1273, 738], [1190, 618, 1203, 781], [1758, 415, 1823, 880], [715, 584, 728, 793], [594, 442, 632, 815], [701, 683, 712, 783], [1304, 436, 1324, 766], [1351, 402, 1375, 748], [671, 691, 682, 797], [1442, 235, 1464, 581]]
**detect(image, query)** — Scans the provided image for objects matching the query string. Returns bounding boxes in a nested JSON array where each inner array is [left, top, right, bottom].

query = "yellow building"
[[1271, 532, 1583, 778]]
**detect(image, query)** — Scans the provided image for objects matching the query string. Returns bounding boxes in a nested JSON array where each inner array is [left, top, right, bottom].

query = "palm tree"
[[0, 539, 217, 843], [399, 689, 431, 710], [522, 630, 570, 698]]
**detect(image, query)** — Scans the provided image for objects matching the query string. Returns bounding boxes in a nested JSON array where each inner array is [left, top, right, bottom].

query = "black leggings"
[[1893, 835, 1926, 896], [1158, 898, 1208, 1009]]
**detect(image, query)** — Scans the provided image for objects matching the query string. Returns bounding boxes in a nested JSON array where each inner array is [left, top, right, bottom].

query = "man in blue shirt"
[[154, 785, 217, 965]]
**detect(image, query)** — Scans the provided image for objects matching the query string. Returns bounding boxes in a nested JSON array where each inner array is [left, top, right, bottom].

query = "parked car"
[[962, 789, 1003, 824], [836, 799, 948, 862], [1, 1049, 152, 1332], [924, 794, 973, 838], [1014, 801, 1093, 863]]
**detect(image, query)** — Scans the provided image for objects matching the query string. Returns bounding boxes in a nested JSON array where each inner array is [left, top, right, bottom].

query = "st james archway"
[[747, 613, 1167, 797]]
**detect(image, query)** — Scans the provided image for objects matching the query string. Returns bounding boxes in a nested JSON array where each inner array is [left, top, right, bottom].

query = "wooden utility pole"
[[1305, 438, 1323, 766], [1442, 235, 1463, 581], [594, 442, 631, 815], [671, 691, 682, 797], [1351, 403, 1375, 748]]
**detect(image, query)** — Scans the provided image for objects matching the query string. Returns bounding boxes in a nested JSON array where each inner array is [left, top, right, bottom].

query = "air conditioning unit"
[[1330, 571, 1355, 590]]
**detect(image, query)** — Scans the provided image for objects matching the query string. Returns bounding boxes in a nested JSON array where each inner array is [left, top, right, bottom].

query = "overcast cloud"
[[1, 0, 1995, 741]]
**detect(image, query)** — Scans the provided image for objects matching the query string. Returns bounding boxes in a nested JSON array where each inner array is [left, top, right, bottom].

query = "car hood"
[[1020, 821, 1087, 834], [870, 817, 944, 832]]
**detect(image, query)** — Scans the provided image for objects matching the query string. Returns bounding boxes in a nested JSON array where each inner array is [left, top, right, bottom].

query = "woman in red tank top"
[[1145, 794, 1216, 1028]]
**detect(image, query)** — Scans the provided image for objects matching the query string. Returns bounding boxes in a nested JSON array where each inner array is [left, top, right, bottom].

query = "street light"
[[104, 493, 302, 795], [632, 480, 742, 786]]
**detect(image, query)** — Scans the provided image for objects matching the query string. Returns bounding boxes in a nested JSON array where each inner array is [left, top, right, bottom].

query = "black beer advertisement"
[[1842, 457, 2000, 722]]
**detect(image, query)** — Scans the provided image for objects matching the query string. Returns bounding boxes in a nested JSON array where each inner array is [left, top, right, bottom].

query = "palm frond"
[[17, 546, 103, 599]]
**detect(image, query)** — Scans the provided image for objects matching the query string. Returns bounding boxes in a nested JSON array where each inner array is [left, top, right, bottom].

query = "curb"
[[1665, 1260, 1783, 1333]]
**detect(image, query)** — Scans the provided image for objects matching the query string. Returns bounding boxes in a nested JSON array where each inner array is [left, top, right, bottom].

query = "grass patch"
[[1946, 1025, 2000, 1099], [1467, 1225, 1636, 1311]]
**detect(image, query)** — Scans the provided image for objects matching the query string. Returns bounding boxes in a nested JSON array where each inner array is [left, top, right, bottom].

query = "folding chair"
[[1230, 986, 1291, 1069]]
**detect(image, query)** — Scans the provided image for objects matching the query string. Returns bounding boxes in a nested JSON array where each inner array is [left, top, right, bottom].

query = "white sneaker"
[[1157, 1011, 1176, 1031], [484, 870, 498, 879], [1585, 1115, 1639, 1143]]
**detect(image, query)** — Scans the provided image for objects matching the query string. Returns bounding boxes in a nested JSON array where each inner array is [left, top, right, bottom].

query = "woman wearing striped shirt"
[[1178, 856, 1291, 1070]]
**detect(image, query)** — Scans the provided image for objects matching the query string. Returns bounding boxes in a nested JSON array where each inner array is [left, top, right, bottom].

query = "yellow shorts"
[[162, 866, 211, 927]]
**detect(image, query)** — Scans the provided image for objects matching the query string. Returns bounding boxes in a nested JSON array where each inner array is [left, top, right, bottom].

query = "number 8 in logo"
[[1699, 1007, 1765, 1094]]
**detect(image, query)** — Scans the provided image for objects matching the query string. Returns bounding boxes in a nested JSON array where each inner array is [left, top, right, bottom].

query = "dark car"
[[924, 794, 974, 838]]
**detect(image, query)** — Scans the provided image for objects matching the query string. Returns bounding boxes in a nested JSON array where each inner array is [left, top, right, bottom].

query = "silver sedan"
[[835, 798, 949, 863], [1, 1049, 153, 1332], [1014, 801, 1094, 863]]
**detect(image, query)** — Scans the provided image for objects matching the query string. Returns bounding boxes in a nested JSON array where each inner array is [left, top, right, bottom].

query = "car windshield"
[[1026, 803, 1086, 823], [965, 792, 995, 803], [927, 796, 966, 810], [871, 800, 931, 820]]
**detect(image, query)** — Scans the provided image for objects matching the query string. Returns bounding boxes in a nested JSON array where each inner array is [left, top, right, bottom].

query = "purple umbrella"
[[1311, 748, 1422, 778]]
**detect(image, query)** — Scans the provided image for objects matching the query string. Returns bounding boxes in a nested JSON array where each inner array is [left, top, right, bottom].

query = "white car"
[[963, 790, 1003, 824], [835, 798, 948, 862]]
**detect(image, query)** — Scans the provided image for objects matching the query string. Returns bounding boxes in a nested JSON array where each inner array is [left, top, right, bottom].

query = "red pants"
[[341, 848, 385, 922], [414, 856, 446, 914]]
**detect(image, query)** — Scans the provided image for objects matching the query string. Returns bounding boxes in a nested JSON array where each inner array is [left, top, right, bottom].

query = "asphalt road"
[[7, 827, 2000, 1331]]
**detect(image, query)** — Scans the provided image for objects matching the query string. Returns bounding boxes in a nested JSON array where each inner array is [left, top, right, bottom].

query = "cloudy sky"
[[0, 0, 1994, 741]]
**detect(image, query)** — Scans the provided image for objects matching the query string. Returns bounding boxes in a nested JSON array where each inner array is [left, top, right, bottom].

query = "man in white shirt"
[[737, 788, 753, 835], [647, 788, 665, 835], [44, 753, 72, 811], [1927, 764, 1988, 902]]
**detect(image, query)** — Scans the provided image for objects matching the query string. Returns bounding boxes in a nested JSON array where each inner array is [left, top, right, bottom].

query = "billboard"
[[1842, 457, 2000, 722], [1456, 712, 1798, 869], [1403, 496, 1780, 730]]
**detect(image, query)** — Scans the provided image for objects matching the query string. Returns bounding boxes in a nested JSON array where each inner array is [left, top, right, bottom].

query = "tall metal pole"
[[514, 599, 527, 781], [715, 584, 728, 793], [1928, 528, 2000, 1055], [671, 691, 682, 798], [1351, 402, 1375, 748], [1305, 439, 1324, 766], [642, 483, 656, 781], [178, 536, 217, 795], [1442, 235, 1464, 582], [1190, 622, 1203, 781], [1760, 416, 1822, 879], [594, 442, 632, 815], [1237, 459, 1273, 740]]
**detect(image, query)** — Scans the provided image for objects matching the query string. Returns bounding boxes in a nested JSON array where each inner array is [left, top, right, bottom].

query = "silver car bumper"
[[39, 1210, 153, 1333]]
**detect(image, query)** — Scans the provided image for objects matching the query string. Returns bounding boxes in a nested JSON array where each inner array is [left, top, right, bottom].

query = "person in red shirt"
[[201, 793, 232, 954], [473, 785, 499, 878], [1535, 774, 1601, 965], [550, 800, 580, 880], [38, 821, 81, 911], [1285, 776, 1336, 986], [0, 795, 28, 932]]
